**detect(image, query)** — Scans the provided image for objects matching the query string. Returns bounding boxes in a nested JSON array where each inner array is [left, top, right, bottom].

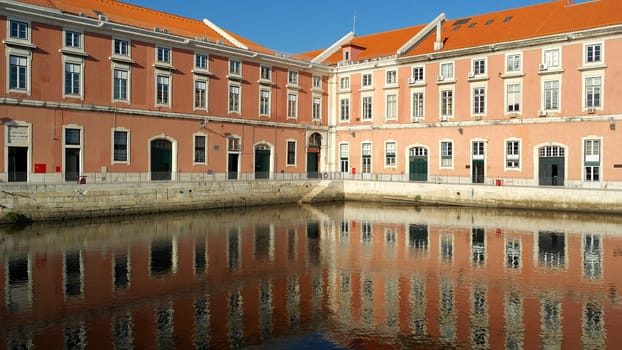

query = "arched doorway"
[[409, 147, 428, 182], [254, 143, 271, 179], [306, 133, 321, 178], [539, 145, 565, 186], [150, 138, 172, 181]]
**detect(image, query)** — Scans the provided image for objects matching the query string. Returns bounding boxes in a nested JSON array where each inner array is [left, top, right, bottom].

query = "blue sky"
[[124, 0, 550, 53]]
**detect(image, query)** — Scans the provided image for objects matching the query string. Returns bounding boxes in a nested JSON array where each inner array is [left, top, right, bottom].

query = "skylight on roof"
[[453, 25, 461, 31], [468, 22, 477, 28], [453, 18, 471, 26], [485, 19, 494, 25], [503, 16, 513, 22]]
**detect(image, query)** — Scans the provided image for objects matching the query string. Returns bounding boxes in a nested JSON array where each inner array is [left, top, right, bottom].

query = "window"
[[259, 89, 270, 116], [340, 77, 350, 90], [9, 20, 28, 40], [229, 59, 241, 75], [385, 141, 396, 167], [386, 94, 397, 120], [64, 62, 81, 96], [9, 55, 27, 91], [544, 80, 559, 110], [412, 92, 424, 120], [113, 130, 129, 163], [260, 65, 271, 81], [287, 93, 297, 118], [473, 58, 486, 75], [194, 80, 207, 109], [313, 75, 322, 88], [361, 142, 372, 173], [473, 87, 486, 115], [194, 134, 207, 164], [506, 140, 520, 169], [312, 96, 321, 121], [64, 127, 82, 182], [440, 62, 454, 79], [472, 141, 485, 157], [506, 54, 521, 72], [441, 141, 453, 168], [584, 139, 600, 182], [157, 47, 170, 63], [585, 77, 601, 108], [228, 85, 240, 113], [156, 75, 170, 105], [362, 73, 372, 87], [114, 39, 129, 56], [386, 70, 397, 85], [64, 30, 82, 49], [340, 144, 349, 173], [412, 66, 424, 81], [441, 90, 453, 117], [543, 49, 560, 68], [362, 96, 372, 120], [287, 141, 296, 166], [340, 98, 350, 121], [288, 70, 298, 85], [195, 53, 208, 69], [113, 69, 129, 101], [586, 44, 601, 63], [507, 83, 521, 112]]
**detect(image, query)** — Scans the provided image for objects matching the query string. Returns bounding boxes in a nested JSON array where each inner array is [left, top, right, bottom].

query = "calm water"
[[1, 203, 621, 350]]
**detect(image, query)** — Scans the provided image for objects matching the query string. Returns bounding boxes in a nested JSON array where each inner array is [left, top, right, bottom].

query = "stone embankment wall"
[[2, 179, 622, 223]]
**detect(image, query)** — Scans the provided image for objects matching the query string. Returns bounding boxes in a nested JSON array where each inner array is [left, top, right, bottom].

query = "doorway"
[[254, 144, 271, 179], [150, 139, 172, 181], [409, 147, 428, 182], [8, 146, 27, 182], [539, 146, 565, 186], [306, 133, 321, 178]]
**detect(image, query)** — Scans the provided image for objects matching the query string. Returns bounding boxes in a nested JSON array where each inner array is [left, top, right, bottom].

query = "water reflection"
[[1, 203, 622, 349]]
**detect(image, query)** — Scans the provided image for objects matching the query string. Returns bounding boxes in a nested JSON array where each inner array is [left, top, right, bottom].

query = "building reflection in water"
[[1, 203, 622, 349]]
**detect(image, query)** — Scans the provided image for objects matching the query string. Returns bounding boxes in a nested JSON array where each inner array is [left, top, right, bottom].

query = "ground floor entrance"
[[151, 139, 172, 181], [8, 146, 28, 182]]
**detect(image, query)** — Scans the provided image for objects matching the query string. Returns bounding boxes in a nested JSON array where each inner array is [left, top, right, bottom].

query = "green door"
[[539, 157, 565, 186], [409, 147, 428, 182], [254, 148, 270, 179], [307, 151, 319, 178], [150, 139, 172, 181], [472, 159, 485, 183], [8, 146, 28, 182]]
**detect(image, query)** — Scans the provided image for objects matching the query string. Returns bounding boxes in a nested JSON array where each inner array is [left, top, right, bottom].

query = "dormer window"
[[344, 49, 350, 61]]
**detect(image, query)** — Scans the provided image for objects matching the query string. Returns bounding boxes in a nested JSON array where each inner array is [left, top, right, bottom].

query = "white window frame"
[[385, 93, 397, 120], [583, 137, 602, 182], [505, 53, 522, 73], [62, 56, 84, 99], [385, 70, 397, 86], [194, 78, 208, 111], [228, 83, 241, 114], [440, 140, 454, 169], [287, 93, 298, 119], [339, 143, 350, 173], [229, 59, 242, 76], [195, 53, 208, 70], [260, 65, 272, 82], [340, 76, 350, 90], [542, 78, 561, 112], [361, 73, 372, 87], [312, 75, 322, 89], [411, 90, 424, 121], [361, 95, 373, 121], [286, 139, 297, 166], [340, 98, 350, 122], [440, 61, 454, 80], [6, 48, 31, 95], [505, 81, 521, 114], [113, 38, 130, 57], [584, 42, 603, 65], [288, 70, 299, 85], [259, 88, 271, 116], [112, 63, 131, 103], [312, 95, 322, 121], [7, 18, 31, 42], [385, 141, 397, 168], [156, 46, 171, 64], [63, 29, 83, 51], [505, 138, 521, 171], [62, 125, 83, 182], [472, 86, 486, 116], [583, 75, 603, 110], [440, 88, 454, 118], [412, 66, 424, 82], [111, 128, 130, 165], [543, 48, 561, 69], [155, 70, 171, 107], [193, 133, 208, 165], [472, 58, 486, 76], [361, 141, 372, 174]]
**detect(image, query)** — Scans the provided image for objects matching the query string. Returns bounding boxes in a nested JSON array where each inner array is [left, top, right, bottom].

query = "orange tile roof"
[[306, 0, 622, 64], [15, 0, 274, 54]]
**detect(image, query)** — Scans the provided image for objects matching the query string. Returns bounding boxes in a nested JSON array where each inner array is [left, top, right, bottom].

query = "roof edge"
[[397, 12, 446, 56], [311, 31, 354, 63], [202, 17, 248, 50]]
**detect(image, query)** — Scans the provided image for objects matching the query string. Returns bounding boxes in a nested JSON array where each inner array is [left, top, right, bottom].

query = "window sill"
[[227, 73, 243, 81], [408, 81, 427, 87], [109, 55, 135, 64], [192, 68, 212, 76], [2, 39, 36, 49], [258, 78, 273, 86], [467, 75, 489, 82], [578, 63, 607, 72], [60, 47, 88, 57], [500, 72, 524, 79], [153, 62, 175, 70], [538, 68, 564, 75], [286, 83, 301, 90], [359, 86, 374, 92], [383, 83, 399, 90], [436, 79, 456, 85]]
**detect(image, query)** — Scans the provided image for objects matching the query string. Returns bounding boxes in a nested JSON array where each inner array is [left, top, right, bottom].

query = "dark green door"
[[307, 151, 319, 178], [228, 153, 239, 180], [472, 159, 485, 183], [539, 157, 565, 186], [8, 146, 27, 182], [65, 148, 80, 182], [409, 157, 428, 182], [150, 139, 172, 181], [254, 149, 270, 179]]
